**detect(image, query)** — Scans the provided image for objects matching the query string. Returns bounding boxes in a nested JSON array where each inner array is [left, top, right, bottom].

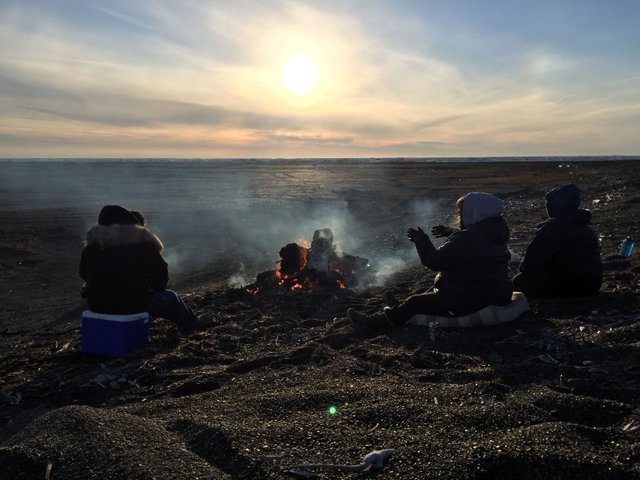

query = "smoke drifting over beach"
[[154, 199, 365, 273], [1, 160, 449, 287], [154, 195, 444, 288]]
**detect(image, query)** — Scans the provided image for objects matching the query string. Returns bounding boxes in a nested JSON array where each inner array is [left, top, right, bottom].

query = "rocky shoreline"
[[1, 160, 638, 479]]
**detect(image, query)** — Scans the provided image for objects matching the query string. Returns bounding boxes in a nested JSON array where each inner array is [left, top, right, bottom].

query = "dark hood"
[[545, 184, 581, 218]]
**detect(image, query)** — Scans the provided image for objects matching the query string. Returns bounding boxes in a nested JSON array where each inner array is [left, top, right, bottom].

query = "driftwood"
[[279, 243, 309, 276], [282, 448, 396, 474]]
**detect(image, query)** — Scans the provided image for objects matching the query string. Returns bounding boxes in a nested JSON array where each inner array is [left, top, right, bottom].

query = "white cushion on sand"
[[407, 291, 529, 328]]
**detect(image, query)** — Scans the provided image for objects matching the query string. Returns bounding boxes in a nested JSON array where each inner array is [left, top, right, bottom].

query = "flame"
[[245, 286, 260, 295], [297, 238, 311, 249], [273, 239, 312, 290], [254, 237, 361, 294], [299, 240, 309, 269]]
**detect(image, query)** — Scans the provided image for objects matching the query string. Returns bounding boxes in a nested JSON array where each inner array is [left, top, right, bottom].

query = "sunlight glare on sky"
[[281, 53, 320, 96], [0, 0, 639, 158]]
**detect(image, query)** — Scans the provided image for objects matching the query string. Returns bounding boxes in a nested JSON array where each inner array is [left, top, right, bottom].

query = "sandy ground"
[[0, 160, 639, 479]]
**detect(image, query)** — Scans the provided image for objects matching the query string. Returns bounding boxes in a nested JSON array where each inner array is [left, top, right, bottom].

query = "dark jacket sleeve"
[[141, 243, 169, 292], [414, 232, 472, 272]]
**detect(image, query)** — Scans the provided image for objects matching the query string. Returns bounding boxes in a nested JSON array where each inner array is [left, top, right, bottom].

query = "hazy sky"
[[1, 0, 639, 158]]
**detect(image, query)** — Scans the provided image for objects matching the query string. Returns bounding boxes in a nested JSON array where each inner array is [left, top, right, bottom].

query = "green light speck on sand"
[[328, 406, 337, 415]]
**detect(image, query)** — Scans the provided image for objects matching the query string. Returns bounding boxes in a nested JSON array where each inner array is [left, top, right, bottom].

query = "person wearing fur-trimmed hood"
[[348, 192, 513, 328], [80, 205, 197, 332]]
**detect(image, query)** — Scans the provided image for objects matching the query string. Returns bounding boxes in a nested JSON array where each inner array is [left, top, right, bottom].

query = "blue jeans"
[[147, 290, 197, 329]]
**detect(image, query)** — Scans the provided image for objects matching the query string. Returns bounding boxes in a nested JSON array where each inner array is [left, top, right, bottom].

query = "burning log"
[[248, 228, 370, 294], [307, 228, 333, 274], [279, 243, 309, 276]]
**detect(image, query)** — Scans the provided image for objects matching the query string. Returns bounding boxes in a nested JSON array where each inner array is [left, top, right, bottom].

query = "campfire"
[[246, 228, 370, 294]]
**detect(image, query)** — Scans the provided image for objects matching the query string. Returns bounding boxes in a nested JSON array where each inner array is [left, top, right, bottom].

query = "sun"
[[281, 53, 320, 96]]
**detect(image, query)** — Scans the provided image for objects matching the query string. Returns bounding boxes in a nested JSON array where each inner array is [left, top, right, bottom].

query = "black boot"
[[383, 290, 399, 308], [177, 313, 212, 335], [347, 308, 391, 329], [383, 306, 408, 327]]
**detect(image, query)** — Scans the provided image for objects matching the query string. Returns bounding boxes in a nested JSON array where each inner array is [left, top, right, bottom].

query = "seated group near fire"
[[81, 185, 602, 336], [347, 185, 602, 329]]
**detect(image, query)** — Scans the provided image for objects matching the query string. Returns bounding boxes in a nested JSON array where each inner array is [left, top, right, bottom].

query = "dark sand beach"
[[0, 160, 639, 479]]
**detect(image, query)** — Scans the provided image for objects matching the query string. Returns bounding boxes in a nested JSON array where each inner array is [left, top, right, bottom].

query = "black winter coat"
[[414, 216, 513, 314], [519, 209, 602, 284], [80, 224, 168, 314]]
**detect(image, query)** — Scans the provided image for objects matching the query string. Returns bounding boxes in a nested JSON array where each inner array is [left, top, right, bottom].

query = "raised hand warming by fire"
[[431, 224, 457, 238], [406, 227, 428, 244]]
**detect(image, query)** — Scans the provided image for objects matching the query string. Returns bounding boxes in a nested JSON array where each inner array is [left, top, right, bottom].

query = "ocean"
[[0, 157, 632, 280], [1, 159, 456, 278]]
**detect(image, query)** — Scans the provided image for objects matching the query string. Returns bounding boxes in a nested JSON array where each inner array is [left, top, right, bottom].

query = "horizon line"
[[1, 155, 639, 162]]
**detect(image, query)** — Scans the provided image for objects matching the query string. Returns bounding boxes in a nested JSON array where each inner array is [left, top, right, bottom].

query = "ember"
[[247, 228, 369, 294]]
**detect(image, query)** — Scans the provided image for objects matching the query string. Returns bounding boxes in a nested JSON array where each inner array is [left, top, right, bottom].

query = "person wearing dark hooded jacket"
[[348, 192, 513, 328], [512, 184, 602, 298], [80, 205, 198, 332]]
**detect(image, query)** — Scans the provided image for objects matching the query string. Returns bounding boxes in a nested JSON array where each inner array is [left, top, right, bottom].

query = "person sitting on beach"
[[348, 192, 513, 328], [80, 205, 199, 333], [512, 183, 602, 298]]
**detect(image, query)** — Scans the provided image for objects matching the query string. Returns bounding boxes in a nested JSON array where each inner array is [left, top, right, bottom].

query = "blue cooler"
[[82, 310, 150, 357]]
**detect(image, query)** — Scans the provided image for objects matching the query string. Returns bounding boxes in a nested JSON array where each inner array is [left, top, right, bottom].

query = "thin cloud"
[[1, 1, 639, 157], [267, 133, 355, 145]]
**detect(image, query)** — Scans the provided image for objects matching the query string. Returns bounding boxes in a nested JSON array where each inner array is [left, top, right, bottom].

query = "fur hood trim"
[[85, 224, 163, 251]]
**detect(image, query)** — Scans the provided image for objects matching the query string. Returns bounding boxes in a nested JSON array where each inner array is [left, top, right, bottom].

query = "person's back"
[[348, 192, 514, 329], [514, 184, 602, 298], [80, 205, 199, 332], [421, 192, 513, 313], [80, 206, 168, 314]]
